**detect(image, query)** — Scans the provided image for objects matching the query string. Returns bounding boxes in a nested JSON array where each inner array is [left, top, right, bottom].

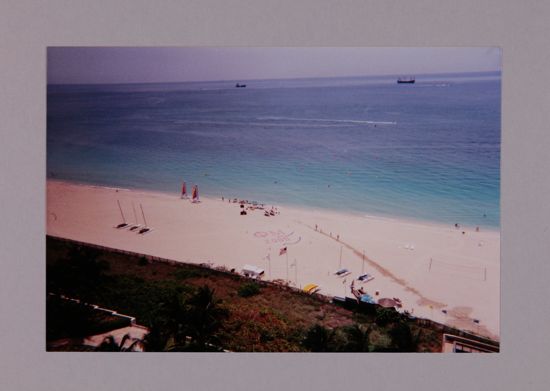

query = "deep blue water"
[[47, 72, 500, 228]]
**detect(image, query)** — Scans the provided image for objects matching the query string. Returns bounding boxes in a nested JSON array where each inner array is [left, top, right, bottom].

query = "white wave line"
[[258, 116, 396, 125]]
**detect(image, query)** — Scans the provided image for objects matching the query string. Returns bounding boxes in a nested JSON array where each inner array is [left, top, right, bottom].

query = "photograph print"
[[46, 47, 500, 353]]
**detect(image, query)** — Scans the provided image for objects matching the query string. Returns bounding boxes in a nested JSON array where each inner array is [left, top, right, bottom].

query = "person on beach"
[[337, 234, 340, 241], [315, 224, 318, 231]]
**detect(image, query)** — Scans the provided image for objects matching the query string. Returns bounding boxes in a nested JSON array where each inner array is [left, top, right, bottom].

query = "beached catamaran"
[[115, 200, 129, 229], [128, 201, 142, 231], [138, 204, 151, 234], [181, 181, 187, 199], [191, 185, 200, 203]]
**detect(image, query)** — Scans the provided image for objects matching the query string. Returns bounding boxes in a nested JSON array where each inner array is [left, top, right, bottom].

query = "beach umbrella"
[[377, 298, 398, 308]]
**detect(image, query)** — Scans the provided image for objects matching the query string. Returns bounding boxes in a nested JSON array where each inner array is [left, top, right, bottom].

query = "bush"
[[388, 321, 417, 352], [174, 268, 204, 280], [46, 296, 131, 341], [342, 324, 372, 352], [303, 324, 332, 352], [375, 307, 402, 326], [138, 257, 148, 266], [238, 282, 260, 297]]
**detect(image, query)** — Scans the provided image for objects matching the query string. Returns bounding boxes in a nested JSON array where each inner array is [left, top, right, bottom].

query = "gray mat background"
[[1, 0, 549, 390]]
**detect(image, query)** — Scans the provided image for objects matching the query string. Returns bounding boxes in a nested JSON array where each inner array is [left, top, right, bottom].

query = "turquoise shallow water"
[[47, 72, 500, 228]]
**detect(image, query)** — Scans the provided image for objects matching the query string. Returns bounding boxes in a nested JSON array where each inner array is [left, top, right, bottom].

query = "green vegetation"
[[302, 323, 374, 352], [96, 334, 142, 352], [375, 307, 402, 326], [303, 324, 333, 352], [238, 282, 261, 297], [46, 236, 445, 352], [47, 245, 110, 303], [46, 295, 131, 343], [173, 268, 206, 280]]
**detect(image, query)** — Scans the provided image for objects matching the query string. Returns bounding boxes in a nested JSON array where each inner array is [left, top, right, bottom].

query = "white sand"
[[47, 180, 500, 339]]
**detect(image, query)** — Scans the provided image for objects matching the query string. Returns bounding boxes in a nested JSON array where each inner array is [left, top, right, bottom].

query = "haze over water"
[[47, 72, 500, 228]]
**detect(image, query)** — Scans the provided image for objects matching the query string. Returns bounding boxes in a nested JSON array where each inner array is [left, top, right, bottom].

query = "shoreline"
[[46, 178, 500, 233], [46, 179, 500, 339]]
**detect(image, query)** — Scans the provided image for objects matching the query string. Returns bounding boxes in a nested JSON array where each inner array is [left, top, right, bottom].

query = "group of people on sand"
[[263, 207, 279, 217], [222, 196, 280, 217], [314, 224, 341, 241], [349, 280, 369, 299], [454, 221, 483, 234], [454, 222, 481, 235], [349, 280, 404, 309]]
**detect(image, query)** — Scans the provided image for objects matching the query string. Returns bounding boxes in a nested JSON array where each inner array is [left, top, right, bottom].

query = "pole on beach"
[[286, 252, 289, 283], [267, 248, 272, 279], [429, 258, 433, 272], [343, 278, 347, 297], [140, 203, 148, 227], [117, 200, 126, 223], [294, 258, 298, 287], [339, 246, 343, 269], [132, 202, 138, 225], [362, 250, 365, 274]]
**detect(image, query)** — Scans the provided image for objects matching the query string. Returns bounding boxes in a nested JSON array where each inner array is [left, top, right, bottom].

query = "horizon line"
[[47, 70, 501, 87]]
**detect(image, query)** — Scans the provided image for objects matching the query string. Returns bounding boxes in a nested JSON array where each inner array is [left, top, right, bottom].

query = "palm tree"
[[149, 285, 228, 351], [141, 321, 170, 352], [96, 334, 142, 352], [48, 245, 110, 303], [303, 324, 333, 352], [343, 324, 372, 352], [184, 285, 228, 350], [388, 321, 419, 352], [163, 291, 188, 342]]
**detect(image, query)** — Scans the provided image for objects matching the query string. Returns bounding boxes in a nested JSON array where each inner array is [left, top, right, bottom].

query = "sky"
[[47, 47, 501, 85]]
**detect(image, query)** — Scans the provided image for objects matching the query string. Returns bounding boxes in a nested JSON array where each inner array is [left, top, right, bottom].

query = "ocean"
[[47, 72, 501, 228]]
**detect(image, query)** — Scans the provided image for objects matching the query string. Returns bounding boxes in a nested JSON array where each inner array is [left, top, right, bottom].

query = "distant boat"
[[235, 83, 247, 88], [397, 77, 415, 84]]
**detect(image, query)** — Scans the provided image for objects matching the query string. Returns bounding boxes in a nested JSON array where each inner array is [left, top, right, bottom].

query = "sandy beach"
[[46, 180, 500, 339]]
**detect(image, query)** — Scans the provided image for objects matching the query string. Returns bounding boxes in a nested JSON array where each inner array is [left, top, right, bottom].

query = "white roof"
[[242, 264, 264, 274]]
